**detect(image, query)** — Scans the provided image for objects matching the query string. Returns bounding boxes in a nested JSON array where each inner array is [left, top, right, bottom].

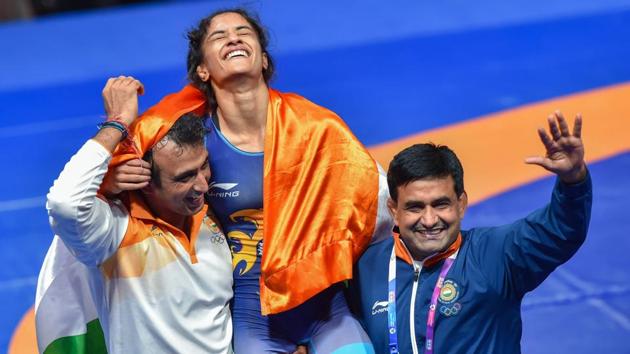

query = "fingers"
[[536, 127, 556, 152], [524, 156, 546, 166], [554, 111, 571, 137], [547, 114, 562, 141], [125, 158, 151, 170], [524, 156, 554, 173], [115, 76, 144, 95], [136, 81, 145, 95], [116, 181, 150, 191], [116, 172, 151, 184], [103, 76, 144, 93], [116, 159, 151, 182], [110, 76, 138, 89], [102, 77, 115, 97], [547, 110, 582, 141], [101, 159, 151, 195], [112, 170, 151, 191], [528, 111, 586, 179], [102, 75, 143, 124], [573, 113, 583, 138]]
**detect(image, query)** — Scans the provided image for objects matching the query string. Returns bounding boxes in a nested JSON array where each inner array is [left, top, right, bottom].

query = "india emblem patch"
[[438, 279, 462, 317], [209, 222, 221, 235], [203, 216, 225, 244], [439, 281, 458, 303]]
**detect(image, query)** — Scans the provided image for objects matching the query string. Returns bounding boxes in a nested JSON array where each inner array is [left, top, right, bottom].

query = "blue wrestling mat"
[[1, 0, 629, 352]]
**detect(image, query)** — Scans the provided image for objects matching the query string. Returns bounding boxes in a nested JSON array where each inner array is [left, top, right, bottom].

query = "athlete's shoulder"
[[270, 88, 344, 122]]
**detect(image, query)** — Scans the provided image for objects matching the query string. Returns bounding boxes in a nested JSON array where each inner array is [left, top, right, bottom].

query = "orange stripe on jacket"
[[394, 233, 462, 267]]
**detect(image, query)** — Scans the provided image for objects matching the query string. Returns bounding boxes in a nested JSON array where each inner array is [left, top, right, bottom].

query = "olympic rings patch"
[[439, 302, 462, 317], [210, 233, 225, 244]]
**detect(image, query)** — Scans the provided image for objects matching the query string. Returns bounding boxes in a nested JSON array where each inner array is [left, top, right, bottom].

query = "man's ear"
[[387, 198, 399, 225], [262, 52, 269, 71], [458, 191, 468, 217], [141, 181, 155, 196], [196, 65, 210, 82]]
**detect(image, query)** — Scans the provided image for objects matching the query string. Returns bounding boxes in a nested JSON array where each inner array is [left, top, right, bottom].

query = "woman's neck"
[[212, 78, 269, 152]]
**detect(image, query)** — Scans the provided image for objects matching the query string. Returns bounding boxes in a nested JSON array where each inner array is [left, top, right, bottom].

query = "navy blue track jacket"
[[350, 175, 592, 354]]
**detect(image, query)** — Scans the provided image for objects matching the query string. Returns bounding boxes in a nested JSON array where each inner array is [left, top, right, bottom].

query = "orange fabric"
[[260, 89, 379, 314], [109, 84, 207, 166], [104, 84, 208, 260], [393, 233, 462, 268]]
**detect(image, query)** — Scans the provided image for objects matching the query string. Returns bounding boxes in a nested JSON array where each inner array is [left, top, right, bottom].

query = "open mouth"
[[415, 228, 446, 239], [186, 195, 205, 209], [225, 49, 249, 60]]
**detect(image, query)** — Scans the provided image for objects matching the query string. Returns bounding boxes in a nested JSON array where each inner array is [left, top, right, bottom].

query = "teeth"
[[417, 229, 442, 235], [226, 50, 248, 59]]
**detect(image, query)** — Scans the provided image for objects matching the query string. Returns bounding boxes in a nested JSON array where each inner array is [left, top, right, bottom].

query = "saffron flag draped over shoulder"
[[260, 89, 385, 314], [112, 85, 391, 314], [35, 85, 207, 354], [122, 85, 389, 314]]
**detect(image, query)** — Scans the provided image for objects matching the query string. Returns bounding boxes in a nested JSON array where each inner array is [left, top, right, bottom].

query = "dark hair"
[[387, 143, 465, 201], [186, 8, 275, 112], [143, 113, 208, 186]]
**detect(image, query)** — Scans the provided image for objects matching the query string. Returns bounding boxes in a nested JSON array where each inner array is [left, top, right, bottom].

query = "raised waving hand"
[[525, 111, 587, 184]]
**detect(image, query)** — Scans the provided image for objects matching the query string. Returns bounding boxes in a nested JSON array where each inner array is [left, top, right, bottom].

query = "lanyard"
[[387, 246, 400, 354], [387, 246, 458, 354]]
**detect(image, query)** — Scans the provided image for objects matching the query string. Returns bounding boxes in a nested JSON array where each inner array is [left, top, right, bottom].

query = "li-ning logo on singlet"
[[208, 182, 240, 198], [371, 300, 389, 315]]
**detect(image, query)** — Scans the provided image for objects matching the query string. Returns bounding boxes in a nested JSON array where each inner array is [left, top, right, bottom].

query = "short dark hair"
[[186, 8, 275, 112], [143, 113, 208, 186], [387, 143, 465, 201]]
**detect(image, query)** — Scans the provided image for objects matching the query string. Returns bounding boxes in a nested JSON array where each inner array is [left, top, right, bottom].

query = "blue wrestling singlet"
[[206, 119, 374, 354], [206, 118, 264, 304]]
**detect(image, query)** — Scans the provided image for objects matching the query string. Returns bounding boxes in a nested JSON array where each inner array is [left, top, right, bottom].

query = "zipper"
[[410, 262, 422, 354]]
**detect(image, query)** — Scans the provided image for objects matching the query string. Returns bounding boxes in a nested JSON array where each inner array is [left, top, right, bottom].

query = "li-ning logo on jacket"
[[208, 182, 240, 198], [371, 300, 389, 315]]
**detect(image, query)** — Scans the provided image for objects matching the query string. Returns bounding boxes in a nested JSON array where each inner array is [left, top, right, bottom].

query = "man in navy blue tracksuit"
[[350, 112, 591, 354]]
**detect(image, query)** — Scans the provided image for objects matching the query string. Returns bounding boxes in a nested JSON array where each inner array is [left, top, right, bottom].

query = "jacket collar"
[[122, 191, 208, 262], [393, 232, 462, 268]]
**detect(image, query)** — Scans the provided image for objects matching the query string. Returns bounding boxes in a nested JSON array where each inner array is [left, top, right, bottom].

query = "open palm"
[[525, 111, 587, 184]]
